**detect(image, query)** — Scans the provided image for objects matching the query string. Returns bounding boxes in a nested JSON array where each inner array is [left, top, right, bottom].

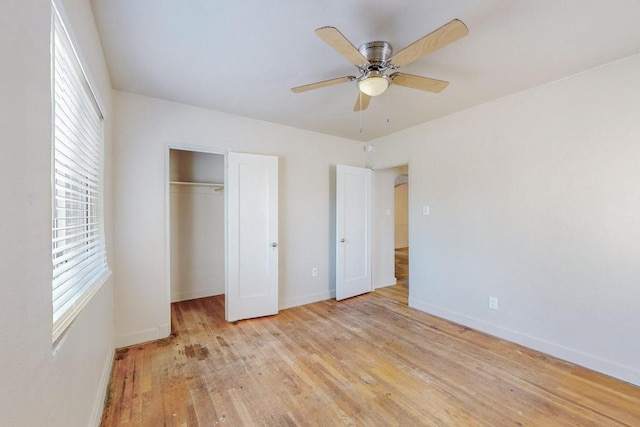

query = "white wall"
[[368, 54, 640, 386], [170, 150, 225, 301], [112, 91, 365, 347], [0, 0, 115, 425]]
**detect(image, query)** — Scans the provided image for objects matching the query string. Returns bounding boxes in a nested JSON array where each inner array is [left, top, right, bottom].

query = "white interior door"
[[226, 152, 278, 321], [336, 165, 372, 300]]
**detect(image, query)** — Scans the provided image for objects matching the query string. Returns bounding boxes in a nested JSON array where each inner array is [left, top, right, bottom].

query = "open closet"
[[169, 149, 225, 303]]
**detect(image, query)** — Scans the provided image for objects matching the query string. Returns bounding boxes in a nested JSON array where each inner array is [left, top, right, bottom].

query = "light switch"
[[422, 205, 430, 216], [385, 208, 391, 216]]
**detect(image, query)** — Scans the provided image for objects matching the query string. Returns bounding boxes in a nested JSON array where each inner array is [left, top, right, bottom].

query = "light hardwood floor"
[[101, 285, 640, 426], [395, 247, 409, 288]]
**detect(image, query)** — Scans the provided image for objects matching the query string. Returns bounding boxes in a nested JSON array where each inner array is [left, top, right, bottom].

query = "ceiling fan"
[[291, 19, 469, 111]]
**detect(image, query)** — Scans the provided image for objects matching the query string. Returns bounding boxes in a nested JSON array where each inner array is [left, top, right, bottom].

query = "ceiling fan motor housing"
[[358, 41, 393, 67]]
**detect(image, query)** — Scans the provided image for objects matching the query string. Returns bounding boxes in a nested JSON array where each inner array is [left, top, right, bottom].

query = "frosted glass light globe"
[[357, 72, 390, 96]]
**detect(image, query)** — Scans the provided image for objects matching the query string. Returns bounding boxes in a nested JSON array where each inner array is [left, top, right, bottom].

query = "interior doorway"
[[394, 173, 409, 290], [372, 164, 409, 304]]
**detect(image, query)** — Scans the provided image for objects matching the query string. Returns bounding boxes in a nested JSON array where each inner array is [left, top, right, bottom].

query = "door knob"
[[340, 238, 345, 243], [271, 242, 278, 247]]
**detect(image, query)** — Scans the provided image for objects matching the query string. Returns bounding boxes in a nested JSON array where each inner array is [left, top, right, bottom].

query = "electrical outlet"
[[312, 267, 318, 277], [489, 297, 499, 310]]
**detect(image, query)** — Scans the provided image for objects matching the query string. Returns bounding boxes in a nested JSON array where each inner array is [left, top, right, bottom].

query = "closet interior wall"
[[170, 149, 225, 302]]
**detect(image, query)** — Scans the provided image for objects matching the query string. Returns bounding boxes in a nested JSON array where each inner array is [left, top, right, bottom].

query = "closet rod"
[[170, 181, 224, 188]]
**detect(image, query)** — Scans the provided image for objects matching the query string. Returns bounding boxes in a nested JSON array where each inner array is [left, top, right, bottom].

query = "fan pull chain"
[[386, 89, 390, 123], [359, 94, 363, 133]]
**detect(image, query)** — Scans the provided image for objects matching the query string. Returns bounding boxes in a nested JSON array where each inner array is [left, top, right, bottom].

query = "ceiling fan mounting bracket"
[[358, 41, 393, 69]]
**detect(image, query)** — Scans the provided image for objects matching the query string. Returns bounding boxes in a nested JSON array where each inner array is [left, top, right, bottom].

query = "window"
[[51, 6, 109, 342]]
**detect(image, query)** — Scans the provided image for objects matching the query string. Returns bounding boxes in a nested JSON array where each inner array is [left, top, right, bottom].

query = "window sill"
[[52, 268, 112, 346]]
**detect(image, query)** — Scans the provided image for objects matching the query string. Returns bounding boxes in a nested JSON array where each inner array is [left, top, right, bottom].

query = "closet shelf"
[[170, 181, 224, 188]]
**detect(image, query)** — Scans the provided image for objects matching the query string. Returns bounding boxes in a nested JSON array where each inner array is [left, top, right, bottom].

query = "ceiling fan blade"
[[315, 26, 369, 66], [389, 19, 468, 67], [353, 92, 371, 111], [390, 73, 449, 93], [291, 76, 356, 93]]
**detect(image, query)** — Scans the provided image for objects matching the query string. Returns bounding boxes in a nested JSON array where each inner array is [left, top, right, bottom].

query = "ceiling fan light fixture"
[[357, 71, 390, 97], [293, 20, 469, 111]]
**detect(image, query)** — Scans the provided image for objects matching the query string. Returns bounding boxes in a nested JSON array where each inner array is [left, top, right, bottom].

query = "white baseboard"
[[90, 338, 115, 427], [115, 323, 171, 348], [374, 277, 397, 289], [409, 297, 640, 387], [280, 290, 335, 310], [172, 288, 223, 303]]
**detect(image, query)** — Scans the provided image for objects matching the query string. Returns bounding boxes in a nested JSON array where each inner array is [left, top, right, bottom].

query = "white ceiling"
[[90, 0, 640, 142]]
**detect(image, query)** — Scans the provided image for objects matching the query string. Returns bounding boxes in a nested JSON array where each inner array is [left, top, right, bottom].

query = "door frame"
[[165, 144, 226, 327]]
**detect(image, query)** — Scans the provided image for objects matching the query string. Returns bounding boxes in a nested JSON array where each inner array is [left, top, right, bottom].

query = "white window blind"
[[52, 7, 109, 342]]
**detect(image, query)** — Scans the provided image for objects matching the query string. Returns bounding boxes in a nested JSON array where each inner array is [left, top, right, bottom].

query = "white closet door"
[[336, 164, 372, 300], [226, 152, 279, 321]]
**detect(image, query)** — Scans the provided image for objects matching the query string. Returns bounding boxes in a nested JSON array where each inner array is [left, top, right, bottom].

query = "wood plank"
[[101, 286, 640, 426]]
